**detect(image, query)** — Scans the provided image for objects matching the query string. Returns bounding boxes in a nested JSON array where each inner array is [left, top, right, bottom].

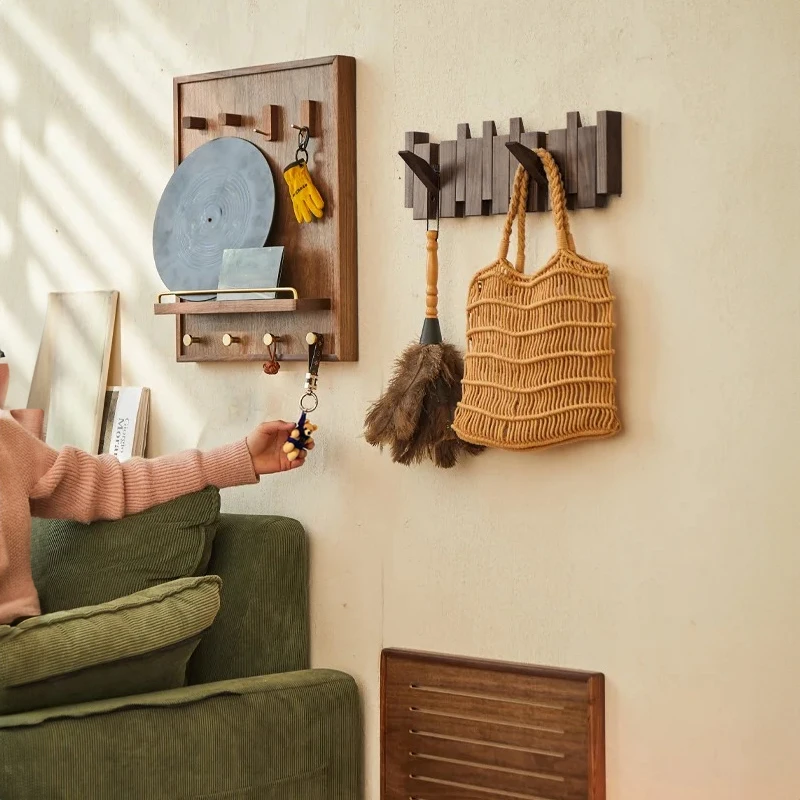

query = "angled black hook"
[[399, 150, 439, 220], [505, 141, 549, 189], [398, 150, 439, 195]]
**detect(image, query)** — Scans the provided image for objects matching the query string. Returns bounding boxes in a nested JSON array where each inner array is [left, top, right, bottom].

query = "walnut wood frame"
[[157, 56, 357, 363]]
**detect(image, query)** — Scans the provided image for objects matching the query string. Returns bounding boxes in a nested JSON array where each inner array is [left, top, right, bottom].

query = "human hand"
[[246, 420, 315, 474]]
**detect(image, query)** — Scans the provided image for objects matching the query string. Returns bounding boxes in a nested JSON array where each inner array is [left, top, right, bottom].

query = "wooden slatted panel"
[[482, 121, 497, 202], [491, 134, 511, 215], [456, 123, 471, 204], [382, 650, 604, 800], [596, 111, 622, 196], [465, 138, 484, 217], [566, 112, 581, 196], [413, 142, 439, 221], [405, 132, 430, 208], [577, 126, 603, 208], [439, 140, 458, 219]]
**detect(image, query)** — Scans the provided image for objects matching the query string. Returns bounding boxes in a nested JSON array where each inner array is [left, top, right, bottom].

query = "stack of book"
[[99, 387, 151, 461]]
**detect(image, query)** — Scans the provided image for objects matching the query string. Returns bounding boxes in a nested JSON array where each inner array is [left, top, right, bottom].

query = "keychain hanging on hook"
[[283, 332, 324, 462], [262, 338, 280, 375], [283, 125, 325, 224]]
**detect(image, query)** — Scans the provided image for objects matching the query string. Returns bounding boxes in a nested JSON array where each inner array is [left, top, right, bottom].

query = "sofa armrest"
[[187, 514, 309, 684], [0, 669, 362, 800]]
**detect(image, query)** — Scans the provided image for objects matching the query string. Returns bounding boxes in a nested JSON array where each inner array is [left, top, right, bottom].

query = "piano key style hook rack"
[[401, 110, 622, 220]]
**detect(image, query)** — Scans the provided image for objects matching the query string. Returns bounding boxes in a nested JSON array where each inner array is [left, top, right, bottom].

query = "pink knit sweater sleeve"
[[27, 433, 258, 523]]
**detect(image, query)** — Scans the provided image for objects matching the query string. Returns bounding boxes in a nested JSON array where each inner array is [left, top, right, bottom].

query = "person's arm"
[[19, 419, 305, 524], [28, 439, 257, 523]]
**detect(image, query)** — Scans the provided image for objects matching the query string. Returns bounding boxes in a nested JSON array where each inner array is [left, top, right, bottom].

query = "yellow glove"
[[283, 161, 324, 223]]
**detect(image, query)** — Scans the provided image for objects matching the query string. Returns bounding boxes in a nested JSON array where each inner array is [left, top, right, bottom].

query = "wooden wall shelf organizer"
[[381, 649, 605, 800], [402, 111, 621, 220], [156, 56, 357, 363]]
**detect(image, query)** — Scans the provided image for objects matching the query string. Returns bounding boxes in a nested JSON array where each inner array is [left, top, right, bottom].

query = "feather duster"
[[363, 232, 484, 469]]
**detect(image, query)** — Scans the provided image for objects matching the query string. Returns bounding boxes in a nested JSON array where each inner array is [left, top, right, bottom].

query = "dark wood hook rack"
[[402, 111, 622, 220]]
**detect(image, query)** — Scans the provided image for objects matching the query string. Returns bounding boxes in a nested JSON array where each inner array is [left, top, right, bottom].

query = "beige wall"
[[2, 0, 800, 796]]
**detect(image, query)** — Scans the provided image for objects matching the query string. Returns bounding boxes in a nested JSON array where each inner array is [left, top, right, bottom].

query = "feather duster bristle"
[[364, 341, 484, 469]]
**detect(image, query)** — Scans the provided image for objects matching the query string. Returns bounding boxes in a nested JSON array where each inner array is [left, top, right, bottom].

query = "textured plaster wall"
[[1, 1, 799, 797]]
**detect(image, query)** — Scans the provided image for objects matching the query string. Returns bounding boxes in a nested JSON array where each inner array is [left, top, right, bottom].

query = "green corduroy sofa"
[[0, 489, 362, 799]]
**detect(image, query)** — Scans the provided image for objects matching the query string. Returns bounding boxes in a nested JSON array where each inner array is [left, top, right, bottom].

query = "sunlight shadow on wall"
[[0, 214, 13, 259], [5, 118, 137, 292], [0, 49, 20, 104], [91, 28, 173, 137], [2, 1, 165, 195], [111, 0, 188, 73], [44, 119, 152, 257]]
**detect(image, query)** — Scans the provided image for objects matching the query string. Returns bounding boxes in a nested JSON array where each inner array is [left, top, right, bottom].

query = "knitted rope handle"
[[426, 230, 439, 318], [497, 149, 576, 271]]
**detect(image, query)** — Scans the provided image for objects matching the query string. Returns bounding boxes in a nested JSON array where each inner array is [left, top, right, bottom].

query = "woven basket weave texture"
[[452, 152, 621, 450]]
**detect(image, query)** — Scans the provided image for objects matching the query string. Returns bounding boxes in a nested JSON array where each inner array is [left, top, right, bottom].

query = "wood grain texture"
[[170, 55, 357, 362], [577, 125, 601, 208], [566, 111, 581, 195], [177, 308, 337, 362], [588, 675, 606, 800], [332, 55, 358, 360], [439, 140, 458, 218], [456, 123, 471, 204], [300, 99, 319, 136], [401, 111, 620, 219], [482, 121, 496, 202], [465, 137, 483, 217], [382, 649, 605, 800], [258, 104, 280, 140], [405, 132, 429, 208], [154, 298, 330, 315], [182, 116, 206, 130], [492, 134, 510, 215], [218, 112, 243, 127], [596, 111, 622, 195], [174, 55, 337, 84], [412, 142, 439, 220]]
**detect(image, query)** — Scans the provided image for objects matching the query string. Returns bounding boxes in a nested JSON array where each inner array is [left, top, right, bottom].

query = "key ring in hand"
[[300, 391, 318, 413]]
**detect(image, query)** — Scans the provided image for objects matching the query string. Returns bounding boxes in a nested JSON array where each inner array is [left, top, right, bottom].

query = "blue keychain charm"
[[282, 332, 324, 463], [282, 411, 318, 462]]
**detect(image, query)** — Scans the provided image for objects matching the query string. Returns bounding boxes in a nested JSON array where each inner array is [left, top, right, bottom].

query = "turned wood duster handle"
[[425, 230, 439, 319]]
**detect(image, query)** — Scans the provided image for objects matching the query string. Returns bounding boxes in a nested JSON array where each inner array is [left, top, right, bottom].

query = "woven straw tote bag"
[[452, 150, 620, 450]]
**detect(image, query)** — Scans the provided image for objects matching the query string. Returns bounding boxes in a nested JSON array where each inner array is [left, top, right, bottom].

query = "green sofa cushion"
[[0, 575, 221, 715], [0, 670, 362, 800], [188, 514, 309, 684], [31, 486, 221, 613]]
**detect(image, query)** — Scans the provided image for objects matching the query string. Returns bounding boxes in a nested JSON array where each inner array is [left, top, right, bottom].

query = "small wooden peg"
[[221, 334, 241, 347], [182, 116, 206, 130], [219, 113, 243, 128], [262, 333, 281, 346], [254, 105, 280, 141], [182, 334, 203, 346], [299, 100, 318, 136], [306, 332, 318, 345]]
